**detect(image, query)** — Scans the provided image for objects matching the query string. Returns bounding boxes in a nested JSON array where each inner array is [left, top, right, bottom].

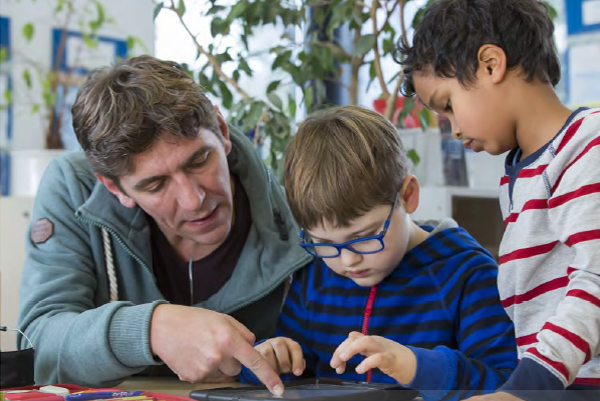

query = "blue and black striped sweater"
[[241, 220, 518, 401]]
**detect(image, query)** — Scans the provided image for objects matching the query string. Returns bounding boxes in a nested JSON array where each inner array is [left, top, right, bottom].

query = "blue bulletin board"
[[563, 0, 600, 107], [0, 16, 12, 195], [51, 29, 128, 150], [0, 16, 12, 144], [565, 0, 600, 35], [51, 29, 128, 75]]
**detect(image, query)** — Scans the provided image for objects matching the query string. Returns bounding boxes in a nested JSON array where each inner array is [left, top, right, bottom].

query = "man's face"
[[103, 126, 234, 258], [306, 198, 412, 287], [413, 68, 517, 156]]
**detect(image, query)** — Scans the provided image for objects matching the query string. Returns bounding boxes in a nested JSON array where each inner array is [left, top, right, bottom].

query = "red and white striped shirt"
[[498, 107, 600, 389]]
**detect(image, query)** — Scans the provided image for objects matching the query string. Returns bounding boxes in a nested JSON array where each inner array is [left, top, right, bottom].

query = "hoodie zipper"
[[361, 285, 378, 382]]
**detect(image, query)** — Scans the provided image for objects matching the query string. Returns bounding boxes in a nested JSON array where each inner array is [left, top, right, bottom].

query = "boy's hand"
[[255, 337, 306, 376], [465, 393, 524, 401], [330, 331, 417, 385]]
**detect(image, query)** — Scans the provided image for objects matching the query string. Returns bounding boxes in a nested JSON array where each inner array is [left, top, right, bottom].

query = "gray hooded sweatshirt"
[[18, 127, 312, 386]]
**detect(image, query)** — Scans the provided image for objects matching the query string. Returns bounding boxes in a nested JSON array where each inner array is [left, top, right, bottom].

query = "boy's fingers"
[[337, 337, 369, 362], [234, 340, 284, 396], [272, 340, 293, 373], [355, 354, 383, 374], [286, 340, 305, 375], [330, 334, 356, 367], [341, 335, 383, 361], [298, 358, 306, 376], [331, 332, 371, 372], [257, 342, 279, 371]]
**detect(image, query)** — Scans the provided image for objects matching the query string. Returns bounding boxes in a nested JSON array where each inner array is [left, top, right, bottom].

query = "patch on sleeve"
[[31, 218, 54, 243]]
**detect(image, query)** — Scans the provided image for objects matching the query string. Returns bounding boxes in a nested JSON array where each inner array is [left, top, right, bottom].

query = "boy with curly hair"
[[397, 1, 600, 400]]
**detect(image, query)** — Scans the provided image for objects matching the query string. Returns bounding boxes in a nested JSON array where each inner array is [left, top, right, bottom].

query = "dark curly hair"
[[397, 0, 560, 96]]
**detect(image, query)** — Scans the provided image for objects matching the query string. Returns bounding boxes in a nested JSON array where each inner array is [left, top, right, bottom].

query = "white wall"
[[0, 196, 33, 350], [0, 0, 155, 151]]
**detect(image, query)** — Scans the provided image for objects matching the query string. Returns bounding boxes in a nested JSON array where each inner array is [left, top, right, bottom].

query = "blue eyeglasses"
[[299, 193, 399, 258]]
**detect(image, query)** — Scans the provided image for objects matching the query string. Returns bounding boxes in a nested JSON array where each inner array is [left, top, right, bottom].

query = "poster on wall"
[[51, 29, 127, 150], [566, 41, 600, 107], [565, 0, 600, 35], [564, 0, 600, 106]]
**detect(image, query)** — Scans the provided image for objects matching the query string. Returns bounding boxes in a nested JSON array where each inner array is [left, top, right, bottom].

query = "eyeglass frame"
[[299, 192, 400, 258]]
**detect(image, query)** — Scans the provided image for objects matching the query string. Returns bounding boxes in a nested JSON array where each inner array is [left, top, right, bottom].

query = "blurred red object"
[[0, 385, 193, 401], [372, 96, 423, 128]]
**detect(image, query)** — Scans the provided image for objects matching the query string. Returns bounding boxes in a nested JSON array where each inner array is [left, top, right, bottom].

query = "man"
[[17, 55, 311, 394]]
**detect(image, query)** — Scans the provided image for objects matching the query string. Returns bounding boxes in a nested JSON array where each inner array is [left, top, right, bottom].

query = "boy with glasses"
[[239, 105, 517, 400]]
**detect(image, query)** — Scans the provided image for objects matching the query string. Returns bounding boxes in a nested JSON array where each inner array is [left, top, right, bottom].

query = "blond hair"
[[284, 105, 409, 229]]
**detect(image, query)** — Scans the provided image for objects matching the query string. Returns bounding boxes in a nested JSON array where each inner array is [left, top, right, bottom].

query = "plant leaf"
[[266, 80, 281, 93], [82, 32, 97, 48], [247, 102, 264, 125], [238, 58, 252, 76], [211, 17, 227, 37], [397, 96, 416, 125], [127, 36, 135, 51], [229, 1, 246, 20], [22, 69, 32, 88], [353, 33, 375, 56], [95, 1, 105, 27], [217, 80, 233, 109], [288, 95, 296, 119], [366, 61, 376, 92], [267, 92, 282, 110], [153, 2, 163, 20], [207, 5, 226, 14], [407, 148, 420, 166], [177, 0, 186, 17], [416, 109, 430, 130], [23, 23, 35, 42], [542, 1, 557, 19], [3, 87, 11, 104], [55, 0, 65, 12], [304, 85, 314, 112]]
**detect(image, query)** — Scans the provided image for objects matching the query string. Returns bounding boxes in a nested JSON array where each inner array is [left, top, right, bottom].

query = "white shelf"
[[413, 186, 499, 221], [411, 186, 503, 259]]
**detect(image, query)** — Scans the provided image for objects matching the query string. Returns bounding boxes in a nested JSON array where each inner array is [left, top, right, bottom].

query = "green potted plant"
[[155, 0, 440, 179]]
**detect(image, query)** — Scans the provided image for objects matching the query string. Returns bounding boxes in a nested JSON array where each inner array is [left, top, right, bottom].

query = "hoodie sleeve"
[[17, 158, 164, 387], [407, 252, 518, 401]]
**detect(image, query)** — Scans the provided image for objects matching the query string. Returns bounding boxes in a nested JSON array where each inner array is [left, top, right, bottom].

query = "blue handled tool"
[[65, 392, 144, 401]]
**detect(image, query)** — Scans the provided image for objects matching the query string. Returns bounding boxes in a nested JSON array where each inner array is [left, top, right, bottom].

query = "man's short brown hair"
[[71, 55, 220, 179], [284, 105, 409, 229]]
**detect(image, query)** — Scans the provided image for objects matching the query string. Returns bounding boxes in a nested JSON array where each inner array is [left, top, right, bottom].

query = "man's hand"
[[330, 331, 417, 385], [465, 392, 524, 401], [255, 337, 305, 376], [150, 304, 284, 396]]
